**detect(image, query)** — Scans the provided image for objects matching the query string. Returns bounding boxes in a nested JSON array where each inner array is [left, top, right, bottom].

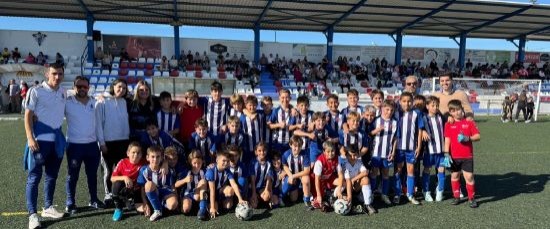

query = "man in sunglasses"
[[404, 75, 420, 95], [64, 76, 105, 215]]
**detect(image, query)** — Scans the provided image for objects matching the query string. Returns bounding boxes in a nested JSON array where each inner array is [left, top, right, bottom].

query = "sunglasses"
[[75, 85, 89, 89], [406, 82, 417, 86]]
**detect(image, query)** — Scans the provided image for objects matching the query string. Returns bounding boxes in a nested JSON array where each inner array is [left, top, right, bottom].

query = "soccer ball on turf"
[[333, 199, 350, 215], [235, 203, 253, 220]]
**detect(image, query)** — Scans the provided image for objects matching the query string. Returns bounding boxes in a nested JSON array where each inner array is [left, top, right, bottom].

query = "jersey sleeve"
[[174, 114, 181, 129], [269, 108, 277, 124], [302, 153, 311, 169], [361, 132, 369, 149], [468, 120, 480, 136], [205, 167, 215, 182], [281, 151, 289, 166], [444, 123, 451, 138], [111, 160, 124, 177], [25, 86, 38, 111], [416, 110, 425, 129], [338, 131, 345, 145], [344, 166, 351, 180], [225, 169, 234, 180], [313, 160, 323, 176], [136, 166, 147, 186], [360, 165, 367, 173]]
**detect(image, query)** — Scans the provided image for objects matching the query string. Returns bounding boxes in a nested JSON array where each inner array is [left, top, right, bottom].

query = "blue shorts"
[[158, 188, 175, 199], [370, 157, 391, 169], [272, 185, 281, 196], [395, 150, 416, 164], [181, 189, 198, 200], [309, 144, 322, 163], [423, 153, 444, 168]]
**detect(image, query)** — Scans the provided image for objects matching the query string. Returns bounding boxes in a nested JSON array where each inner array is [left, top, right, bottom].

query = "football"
[[235, 203, 253, 220], [333, 199, 350, 215]]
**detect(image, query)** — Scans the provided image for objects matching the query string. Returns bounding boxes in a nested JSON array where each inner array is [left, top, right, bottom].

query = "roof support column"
[[174, 26, 180, 60], [394, 30, 403, 66], [253, 24, 260, 66], [518, 35, 526, 63], [86, 14, 95, 64], [326, 26, 334, 63], [458, 33, 467, 71]]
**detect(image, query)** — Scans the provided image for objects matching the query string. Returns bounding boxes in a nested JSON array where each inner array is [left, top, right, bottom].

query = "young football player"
[[157, 91, 180, 137], [268, 89, 293, 153], [422, 96, 446, 202], [339, 146, 376, 215], [174, 150, 209, 220], [312, 142, 340, 212], [281, 136, 313, 210], [189, 119, 216, 165], [249, 142, 274, 209]]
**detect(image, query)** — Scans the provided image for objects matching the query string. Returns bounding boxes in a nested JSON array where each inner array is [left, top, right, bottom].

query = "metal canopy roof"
[[1, 0, 550, 41]]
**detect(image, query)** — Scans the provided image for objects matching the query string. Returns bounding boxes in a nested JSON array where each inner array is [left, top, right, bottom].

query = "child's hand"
[[123, 177, 133, 189], [100, 145, 108, 156], [447, 116, 455, 124], [335, 189, 343, 200], [415, 149, 421, 159], [288, 175, 295, 185], [388, 153, 394, 162], [291, 108, 299, 117], [458, 133, 469, 143], [421, 130, 430, 141], [143, 204, 151, 217], [182, 174, 192, 184], [315, 196, 323, 204], [278, 172, 286, 181], [28, 138, 40, 152], [209, 207, 218, 219], [309, 133, 315, 140], [261, 189, 271, 202]]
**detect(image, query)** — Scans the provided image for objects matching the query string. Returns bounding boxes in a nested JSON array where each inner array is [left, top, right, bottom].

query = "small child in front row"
[[271, 150, 285, 207], [227, 145, 249, 200], [249, 142, 274, 209], [137, 146, 178, 222], [206, 151, 248, 219], [338, 146, 376, 215], [174, 150, 209, 220], [312, 142, 340, 212], [281, 136, 314, 210], [393, 92, 424, 205], [189, 119, 216, 165], [110, 142, 147, 222], [369, 100, 397, 205], [422, 96, 446, 202], [444, 99, 480, 208]]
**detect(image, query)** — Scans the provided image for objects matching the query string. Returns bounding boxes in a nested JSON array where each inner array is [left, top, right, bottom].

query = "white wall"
[[0, 30, 86, 60]]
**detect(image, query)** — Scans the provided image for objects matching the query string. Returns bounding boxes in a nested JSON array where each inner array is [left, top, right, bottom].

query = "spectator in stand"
[[465, 59, 473, 71], [449, 59, 457, 72], [186, 50, 193, 64], [2, 47, 10, 64], [381, 57, 388, 69], [24, 53, 36, 64], [339, 75, 351, 93], [55, 52, 64, 65], [36, 52, 47, 65], [102, 52, 113, 73], [120, 48, 130, 62], [94, 47, 104, 66], [259, 53, 267, 65], [195, 52, 202, 65], [0, 81, 4, 113], [442, 60, 449, 71], [518, 66, 528, 79], [12, 47, 21, 63], [159, 56, 169, 72]]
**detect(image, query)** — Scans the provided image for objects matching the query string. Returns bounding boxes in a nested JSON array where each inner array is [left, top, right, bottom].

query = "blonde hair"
[[230, 93, 244, 105]]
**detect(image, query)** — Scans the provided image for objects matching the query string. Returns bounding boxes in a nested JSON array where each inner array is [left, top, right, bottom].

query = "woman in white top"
[[95, 78, 130, 206]]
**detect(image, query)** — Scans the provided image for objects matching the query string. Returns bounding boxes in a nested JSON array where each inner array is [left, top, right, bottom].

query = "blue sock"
[[394, 173, 402, 196], [145, 191, 162, 211], [382, 178, 390, 195], [282, 177, 290, 196], [370, 176, 378, 192], [407, 176, 415, 197], [199, 200, 208, 210], [422, 172, 431, 192], [437, 172, 446, 192], [303, 196, 311, 204]]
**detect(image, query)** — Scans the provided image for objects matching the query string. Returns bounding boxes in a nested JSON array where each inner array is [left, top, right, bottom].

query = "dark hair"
[[194, 118, 208, 128], [426, 96, 440, 105], [211, 81, 223, 92], [438, 71, 453, 80], [246, 95, 258, 106], [127, 141, 142, 153], [400, 92, 414, 101], [296, 95, 310, 106], [271, 150, 281, 160], [159, 91, 172, 100], [73, 75, 89, 85], [448, 99, 463, 111], [48, 62, 65, 71], [145, 119, 158, 128], [109, 79, 128, 96], [414, 94, 426, 102], [147, 145, 163, 156]]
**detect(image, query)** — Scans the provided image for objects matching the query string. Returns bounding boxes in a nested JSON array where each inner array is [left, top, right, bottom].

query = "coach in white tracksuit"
[[95, 78, 130, 206]]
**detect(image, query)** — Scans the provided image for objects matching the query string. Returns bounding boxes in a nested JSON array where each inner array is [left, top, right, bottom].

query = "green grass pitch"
[[0, 117, 549, 228]]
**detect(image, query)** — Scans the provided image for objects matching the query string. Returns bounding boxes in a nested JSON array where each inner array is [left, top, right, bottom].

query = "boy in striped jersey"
[[325, 94, 344, 140], [289, 95, 314, 150], [260, 96, 274, 148], [206, 151, 248, 219], [137, 146, 178, 221], [229, 93, 245, 119], [281, 136, 314, 210], [214, 116, 245, 160], [422, 96, 446, 202], [189, 119, 216, 165], [393, 92, 424, 205], [241, 95, 265, 164], [271, 150, 285, 207], [140, 120, 174, 150], [227, 145, 249, 200], [199, 82, 230, 137], [293, 111, 336, 166], [268, 89, 293, 153], [249, 143, 274, 209], [339, 112, 369, 163], [369, 100, 397, 205], [341, 89, 363, 121], [157, 91, 180, 137], [174, 150, 208, 220]]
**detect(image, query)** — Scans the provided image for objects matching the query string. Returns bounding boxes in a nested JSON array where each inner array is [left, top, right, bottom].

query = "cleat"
[[28, 213, 41, 229], [112, 208, 123, 221], [304, 202, 314, 211], [125, 198, 135, 211], [149, 210, 162, 222], [41, 206, 64, 219], [352, 204, 364, 214], [365, 205, 377, 215], [451, 198, 461, 205], [435, 190, 444, 202], [469, 199, 478, 208], [408, 196, 420, 205], [65, 205, 77, 215], [424, 191, 434, 202], [197, 208, 208, 221], [89, 201, 105, 210], [393, 195, 401, 204], [381, 195, 392, 205]]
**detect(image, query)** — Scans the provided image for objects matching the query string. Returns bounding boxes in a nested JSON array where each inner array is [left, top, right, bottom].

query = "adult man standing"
[[432, 73, 474, 118], [64, 76, 105, 215], [24, 62, 66, 229], [9, 79, 20, 113]]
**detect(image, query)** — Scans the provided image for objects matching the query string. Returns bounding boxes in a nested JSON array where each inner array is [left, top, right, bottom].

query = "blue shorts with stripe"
[[395, 150, 416, 164], [370, 157, 391, 169], [423, 153, 444, 168]]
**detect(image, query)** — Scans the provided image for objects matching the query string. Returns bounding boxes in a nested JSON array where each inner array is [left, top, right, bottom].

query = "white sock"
[[362, 185, 372, 205]]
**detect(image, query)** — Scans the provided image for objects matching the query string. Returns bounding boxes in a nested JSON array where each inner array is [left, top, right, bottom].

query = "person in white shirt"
[[24, 62, 67, 228], [95, 78, 130, 206], [64, 76, 105, 215]]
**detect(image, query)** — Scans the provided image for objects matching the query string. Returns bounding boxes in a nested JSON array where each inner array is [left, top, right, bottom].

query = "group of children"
[[109, 81, 481, 222]]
